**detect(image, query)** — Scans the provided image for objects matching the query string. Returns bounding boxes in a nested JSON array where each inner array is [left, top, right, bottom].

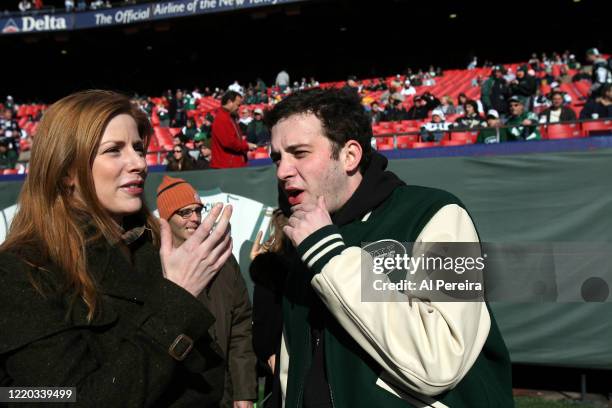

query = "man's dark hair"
[[264, 88, 373, 172], [464, 100, 479, 113], [550, 91, 564, 99], [221, 91, 242, 105]]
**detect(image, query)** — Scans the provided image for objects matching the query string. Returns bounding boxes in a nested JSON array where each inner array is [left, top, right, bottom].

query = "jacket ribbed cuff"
[[296, 225, 346, 275]]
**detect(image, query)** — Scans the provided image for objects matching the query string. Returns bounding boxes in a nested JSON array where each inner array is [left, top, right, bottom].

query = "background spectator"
[[420, 109, 449, 142], [247, 108, 270, 146], [455, 92, 468, 116], [406, 95, 430, 120], [210, 91, 257, 169], [580, 84, 612, 120], [539, 91, 576, 123], [585, 48, 612, 95], [400, 79, 416, 97], [477, 109, 508, 144], [438, 95, 456, 116], [0, 140, 18, 170], [195, 144, 212, 169], [369, 101, 384, 124], [169, 89, 186, 127], [275, 69, 290, 92], [454, 100, 485, 129], [382, 96, 408, 122], [481, 65, 510, 115], [505, 95, 541, 140], [238, 107, 253, 134], [509, 65, 538, 110], [166, 145, 195, 172]]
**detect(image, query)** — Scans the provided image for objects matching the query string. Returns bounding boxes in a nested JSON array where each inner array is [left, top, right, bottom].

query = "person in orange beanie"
[[157, 175, 258, 408]]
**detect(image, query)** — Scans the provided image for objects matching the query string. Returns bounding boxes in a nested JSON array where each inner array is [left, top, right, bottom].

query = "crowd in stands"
[[7, 0, 141, 14], [2, 48, 611, 173]]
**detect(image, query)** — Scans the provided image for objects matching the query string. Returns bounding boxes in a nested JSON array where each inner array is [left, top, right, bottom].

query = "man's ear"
[[342, 140, 362, 174]]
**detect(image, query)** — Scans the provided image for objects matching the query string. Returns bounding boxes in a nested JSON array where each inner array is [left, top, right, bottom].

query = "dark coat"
[[198, 256, 258, 406], [0, 231, 225, 407], [539, 106, 577, 123]]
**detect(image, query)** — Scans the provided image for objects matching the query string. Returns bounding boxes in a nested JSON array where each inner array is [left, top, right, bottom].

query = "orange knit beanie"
[[156, 175, 202, 220]]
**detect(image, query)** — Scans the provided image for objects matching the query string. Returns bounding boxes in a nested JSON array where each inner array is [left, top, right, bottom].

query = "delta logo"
[[2, 19, 20, 33], [21, 15, 68, 32], [3, 15, 68, 34]]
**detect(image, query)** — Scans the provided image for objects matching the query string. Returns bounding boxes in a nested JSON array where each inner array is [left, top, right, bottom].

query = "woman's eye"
[[104, 146, 120, 154]]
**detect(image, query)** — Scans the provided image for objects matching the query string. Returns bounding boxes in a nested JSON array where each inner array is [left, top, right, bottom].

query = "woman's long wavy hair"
[[0, 90, 160, 321]]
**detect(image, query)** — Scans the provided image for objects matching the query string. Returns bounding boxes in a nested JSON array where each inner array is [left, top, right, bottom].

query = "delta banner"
[[1, 0, 301, 35], [1, 148, 612, 370]]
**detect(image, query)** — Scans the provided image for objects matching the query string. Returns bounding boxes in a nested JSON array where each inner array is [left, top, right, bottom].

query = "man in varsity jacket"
[[264, 88, 513, 408]]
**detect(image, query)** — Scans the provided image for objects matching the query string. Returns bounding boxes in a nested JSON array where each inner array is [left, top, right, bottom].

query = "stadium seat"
[[375, 136, 394, 150], [581, 120, 612, 136], [544, 123, 582, 139], [146, 154, 161, 166], [3, 169, 18, 175], [396, 135, 419, 149], [441, 140, 468, 146], [450, 131, 478, 144], [412, 142, 440, 149], [376, 144, 394, 151], [168, 128, 182, 137], [253, 151, 269, 159], [154, 127, 174, 150]]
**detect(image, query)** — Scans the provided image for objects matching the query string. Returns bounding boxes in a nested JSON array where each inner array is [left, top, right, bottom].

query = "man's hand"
[[283, 196, 332, 247], [267, 354, 276, 374], [233, 401, 253, 408], [521, 119, 533, 126], [247, 142, 258, 151]]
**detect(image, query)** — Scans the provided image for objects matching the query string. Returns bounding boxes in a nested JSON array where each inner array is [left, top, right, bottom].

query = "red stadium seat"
[[412, 142, 440, 149], [581, 120, 612, 136], [3, 169, 18, 175], [450, 131, 478, 144], [544, 123, 582, 139], [376, 144, 394, 151], [396, 135, 419, 149], [441, 140, 468, 146], [168, 128, 182, 137], [154, 127, 174, 150], [253, 151, 269, 159], [146, 154, 161, 166]]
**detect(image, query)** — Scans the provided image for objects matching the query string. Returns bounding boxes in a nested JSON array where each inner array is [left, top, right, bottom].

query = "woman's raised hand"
[[159, 203, 234, 297]]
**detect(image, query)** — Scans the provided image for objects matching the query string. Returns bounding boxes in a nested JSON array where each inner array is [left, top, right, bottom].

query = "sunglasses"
[[173, 149, 182, 153], [175, 206, 203, 219]]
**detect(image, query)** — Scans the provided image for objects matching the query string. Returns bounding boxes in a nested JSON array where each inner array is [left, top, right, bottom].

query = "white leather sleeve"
[[310, 204, 491, 396]]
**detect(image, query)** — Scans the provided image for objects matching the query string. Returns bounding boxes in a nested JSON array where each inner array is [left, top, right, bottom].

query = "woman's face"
[[90, 114, 147, 223], [465, 104, 475, 115], [173, 147, 183, 160]]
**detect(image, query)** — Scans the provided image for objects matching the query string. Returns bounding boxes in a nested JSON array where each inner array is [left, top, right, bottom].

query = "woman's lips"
[[120, 186, 144, 195]]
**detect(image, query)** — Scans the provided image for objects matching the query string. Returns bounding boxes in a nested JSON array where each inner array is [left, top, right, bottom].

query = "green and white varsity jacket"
[[279, 185, 513, 408]]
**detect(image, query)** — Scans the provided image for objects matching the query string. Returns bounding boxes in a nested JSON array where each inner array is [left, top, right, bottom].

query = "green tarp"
[[1, 148, 611, 369]]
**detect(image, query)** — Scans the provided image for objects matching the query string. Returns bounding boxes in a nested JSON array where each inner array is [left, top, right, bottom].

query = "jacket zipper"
[[295, 326, 310, 407], [323, 329, 336, 408]]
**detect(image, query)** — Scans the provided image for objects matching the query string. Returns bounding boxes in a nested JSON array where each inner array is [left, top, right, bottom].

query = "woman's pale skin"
[[90, 114, 233, 298]]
